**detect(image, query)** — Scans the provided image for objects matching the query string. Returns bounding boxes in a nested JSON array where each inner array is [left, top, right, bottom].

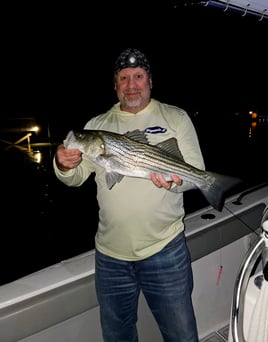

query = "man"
[[54, 48, 204, 341]]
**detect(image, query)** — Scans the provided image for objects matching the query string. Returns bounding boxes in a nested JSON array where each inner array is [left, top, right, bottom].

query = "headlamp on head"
[[127, 54, 138, 67], [114, 48, 151, 78]]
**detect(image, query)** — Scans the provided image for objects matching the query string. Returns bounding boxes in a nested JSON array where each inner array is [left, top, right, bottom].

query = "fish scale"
[[105, 136, 205, 181]]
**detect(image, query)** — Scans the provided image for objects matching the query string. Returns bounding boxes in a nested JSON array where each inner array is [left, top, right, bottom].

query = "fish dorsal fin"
[[124, 130, 149, 144], [124, 130, 184, 160], [156, 138, 185, 161]]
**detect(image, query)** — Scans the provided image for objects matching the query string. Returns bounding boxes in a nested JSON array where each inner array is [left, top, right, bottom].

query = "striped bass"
[[63, 129, 241, 211]]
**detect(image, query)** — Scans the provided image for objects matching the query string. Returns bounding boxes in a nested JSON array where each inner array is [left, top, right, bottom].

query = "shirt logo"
[[145, 126, 167, 134]]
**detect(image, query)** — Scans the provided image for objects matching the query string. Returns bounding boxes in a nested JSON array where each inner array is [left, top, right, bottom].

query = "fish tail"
[[199, 172, 242, 211]]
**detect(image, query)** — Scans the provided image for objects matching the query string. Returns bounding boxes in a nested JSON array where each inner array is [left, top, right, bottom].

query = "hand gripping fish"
[[63, 129, 241, 211]]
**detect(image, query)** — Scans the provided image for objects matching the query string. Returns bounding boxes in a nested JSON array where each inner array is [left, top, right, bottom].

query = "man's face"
[[114, 67, 152, 113]]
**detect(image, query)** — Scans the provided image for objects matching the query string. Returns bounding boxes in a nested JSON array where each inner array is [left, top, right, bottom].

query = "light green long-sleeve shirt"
[[53, 99, 205, 261]]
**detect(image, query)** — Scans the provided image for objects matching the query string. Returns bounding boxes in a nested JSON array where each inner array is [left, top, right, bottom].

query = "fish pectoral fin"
[[106, 172, 124, 189]]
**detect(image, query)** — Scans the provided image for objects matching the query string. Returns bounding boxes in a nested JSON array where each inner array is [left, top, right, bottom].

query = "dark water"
[[0, 143, 98, 285], [0, 115, 267, 285]]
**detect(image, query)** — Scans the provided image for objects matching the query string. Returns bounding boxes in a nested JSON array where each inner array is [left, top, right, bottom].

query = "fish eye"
[[100, 144, 105, 150]]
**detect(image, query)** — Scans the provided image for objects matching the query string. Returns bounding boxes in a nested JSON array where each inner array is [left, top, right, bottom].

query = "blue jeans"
[[95, 232, 199, 342]]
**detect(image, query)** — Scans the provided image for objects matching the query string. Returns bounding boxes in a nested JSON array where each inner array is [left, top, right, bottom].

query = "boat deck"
[[201, 324, 229, 342]]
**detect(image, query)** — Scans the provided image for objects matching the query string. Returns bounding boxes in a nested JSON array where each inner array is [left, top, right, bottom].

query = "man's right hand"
[[55, 144, 82, 172]]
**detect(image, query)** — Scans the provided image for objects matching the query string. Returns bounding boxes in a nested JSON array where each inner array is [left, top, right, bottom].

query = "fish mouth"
[[63, 130, 76, 148]]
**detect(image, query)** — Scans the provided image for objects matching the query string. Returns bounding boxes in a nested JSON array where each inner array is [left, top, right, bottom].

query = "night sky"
[[1, 2, 268, 130]]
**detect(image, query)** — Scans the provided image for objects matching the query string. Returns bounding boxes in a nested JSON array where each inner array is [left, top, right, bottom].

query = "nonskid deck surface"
[[200, 325, 229, 342]]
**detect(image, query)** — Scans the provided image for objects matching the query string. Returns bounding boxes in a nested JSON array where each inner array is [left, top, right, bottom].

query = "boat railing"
[[230, 205, 268, 341], [232, 182, 268, 206]]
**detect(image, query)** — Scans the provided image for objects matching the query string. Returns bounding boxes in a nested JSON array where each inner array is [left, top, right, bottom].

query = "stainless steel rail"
[[230, 235, 264, 342], [230, 205, 268, 342]]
